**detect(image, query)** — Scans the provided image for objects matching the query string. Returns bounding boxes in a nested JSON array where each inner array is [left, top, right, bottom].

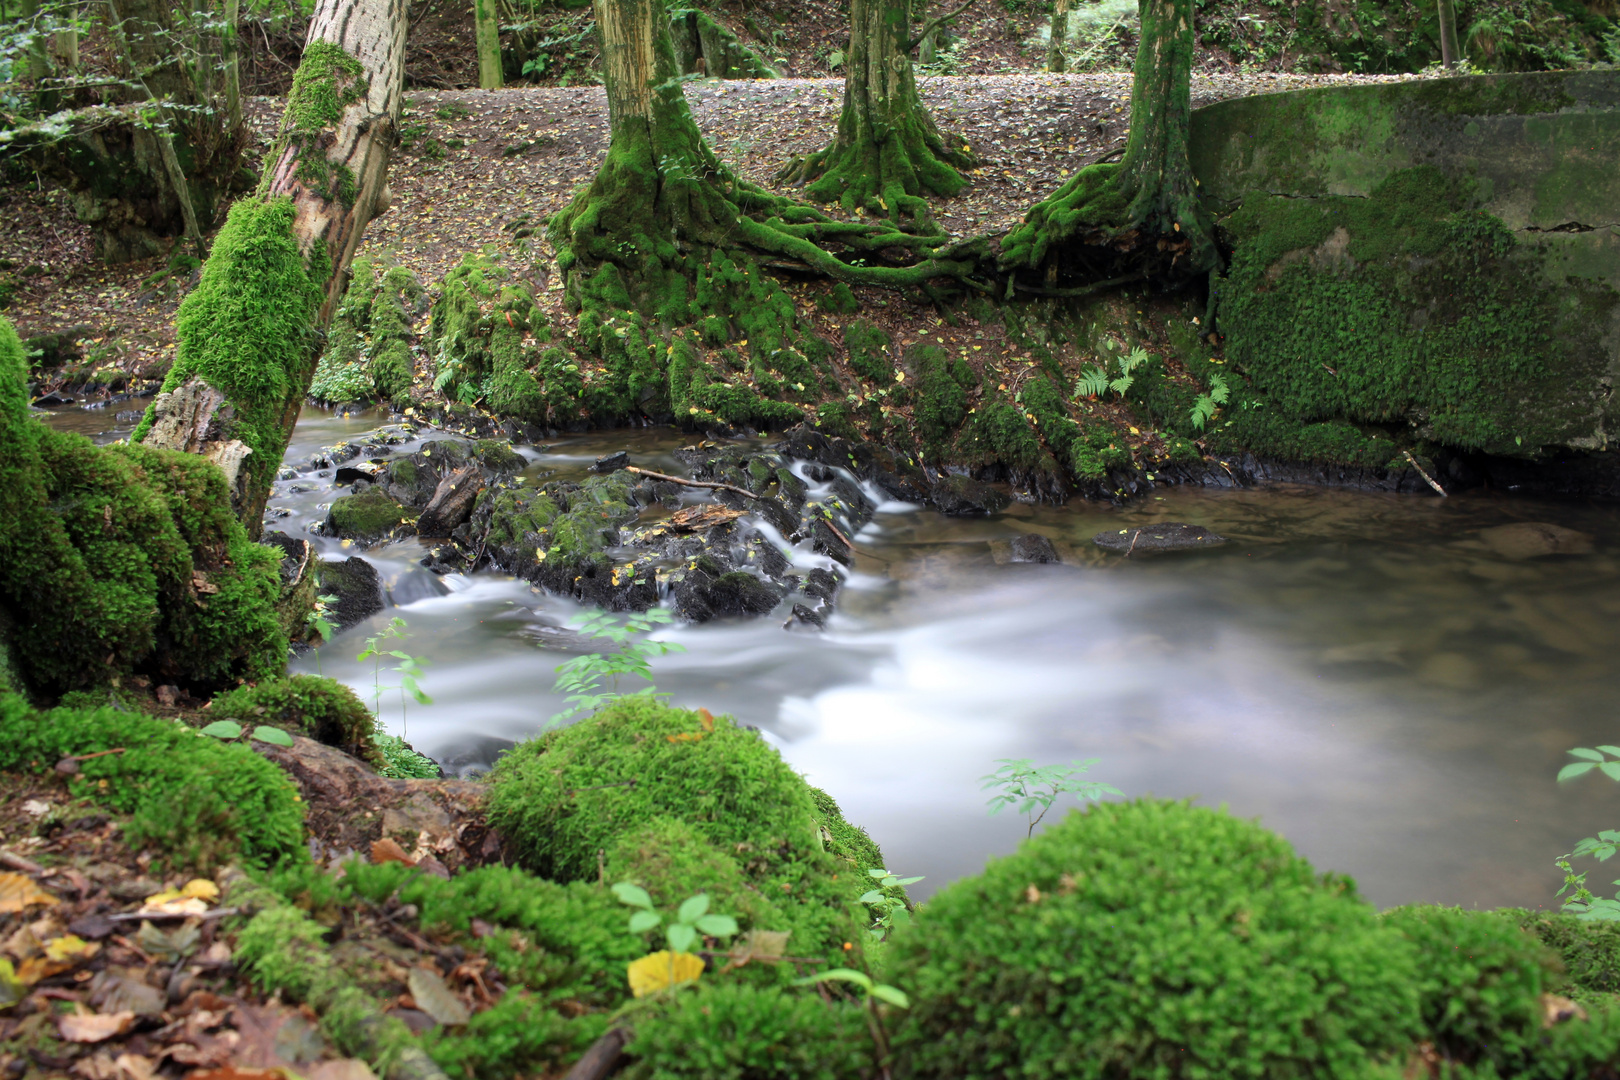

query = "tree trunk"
[[1000, 0, 1217, 289], [779, 0, 974, 227], [1047, 0, 1070, 72], [133, 0, 407, 535], [475, 0, 503, 88], [1436, 0, 1459, 68]]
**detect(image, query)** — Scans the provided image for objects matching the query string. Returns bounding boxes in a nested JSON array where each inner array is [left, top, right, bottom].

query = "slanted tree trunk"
[[475, 0, 503, 88], [778, 0, 976, 227], [133, 0, 407, 535], [1047, 0, 1070, 72], [1000, 0, 1217, 292]]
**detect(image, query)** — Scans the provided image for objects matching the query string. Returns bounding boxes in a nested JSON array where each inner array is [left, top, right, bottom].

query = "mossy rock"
[[326, 486, 410, 542], [487, 698, 863, 959], [210, 675, 381, 766], [0, 692, 304, 870], [888, 798, 1422, 1079], [1500, 907, 1620, 998]]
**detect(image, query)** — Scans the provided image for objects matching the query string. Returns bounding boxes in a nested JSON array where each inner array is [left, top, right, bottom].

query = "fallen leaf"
[[89, 968, 167, 1017], [370, 838, 414, 866], [627, 950, 704, 998], [0, 872, 58, 914], [134, 919, 200, 963], [180, 879, 220, 902], [407, 967, 470, 1027], [0, 958, 26, 1008], [58, 1006, 135, 1043], [44, 934, 98, 963], [727, 929, 791, 967], [305, 1062, 380, 1080], [115, 1053, 156, 1080]]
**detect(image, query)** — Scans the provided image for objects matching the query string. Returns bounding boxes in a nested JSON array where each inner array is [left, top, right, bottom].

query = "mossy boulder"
[[210, 675, 381, 766], [888, 798, 1422, 1079], [487, 698, 866, 959], [325, 485, 410, 542], [0, 692, 304, 870]]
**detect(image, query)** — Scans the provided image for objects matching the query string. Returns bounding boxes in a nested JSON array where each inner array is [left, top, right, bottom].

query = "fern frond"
[[1076, 367, 1110, 399], [1109, 375, 1134, 398], [1208, 372, 1230, 405]]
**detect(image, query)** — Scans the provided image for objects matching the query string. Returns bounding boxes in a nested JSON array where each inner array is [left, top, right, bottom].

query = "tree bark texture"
[[781, 0, 974, 225], [474, 0, 503, 88], [1000, 0, 1217, 287], [1436, 0, 1459, 68], [1047, 0, 1070, 72], [136, 0, 406, 536]]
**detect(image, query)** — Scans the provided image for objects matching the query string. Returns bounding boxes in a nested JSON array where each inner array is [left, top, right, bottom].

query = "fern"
[[1189, 372, 1230, 431], [1076, 366, 1110, 399], [1109, 375, 1134, 397], [1120, 346, 1147, 377]]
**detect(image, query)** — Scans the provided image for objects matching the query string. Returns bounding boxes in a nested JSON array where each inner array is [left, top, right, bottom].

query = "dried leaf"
[[727, 929, 791, 967], [0, 958, 25, 1009], [627, 950, 704, 998], [58, 1006, 135, 1043], [89, 968, 167, 1017], [134, 919, 200, 963], [370, 838, 414, 866], [44, 934, 98, 963], [0, 872, 58, 914], [115, 1053, 156, 1080], [407, 967, 470, 1027]]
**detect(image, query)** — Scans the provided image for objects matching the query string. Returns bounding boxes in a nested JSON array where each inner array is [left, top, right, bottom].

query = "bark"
[[474, 0, 503, 88], [778, 0, 975, 227], [1436, 0, 1459, 68], [1000, 0, 1217, 289], [136, 0, 407, 535], [1047, 0, 1070, 72]]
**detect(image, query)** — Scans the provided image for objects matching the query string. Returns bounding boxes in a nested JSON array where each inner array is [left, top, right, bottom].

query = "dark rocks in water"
[[594, 450, 629, 473], [387, 566, 450, 606], [785, 602, 825, 630], [261, 530, 313, 586], [416, 465, 485, 538], [675, 563, 783, 621], [810, 517, 853, 565], [1474, 522, 1593, 560], [802, 567, 841, 605], [931, 474, 1010, 516], [1094, 523, 1228, 553], [317, 557, 386, 629], [1007, 534, 1060, 564], [334, 464, 379, 485]]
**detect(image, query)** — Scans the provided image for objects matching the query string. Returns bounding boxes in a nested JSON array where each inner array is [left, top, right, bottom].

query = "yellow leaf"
[[180, 879, 219, 902], [894, 372, 905, 383], [0, 958, 25, 1009], [143, 888, 182, 906], [43, 935, 96, 963], [1129, 427, 1140, 435], [627, 951, 704, 997], [0, 873, 57, 915]]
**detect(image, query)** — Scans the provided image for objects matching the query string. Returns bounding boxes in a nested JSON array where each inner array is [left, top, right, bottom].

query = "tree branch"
[[907, 0, 979, 52]]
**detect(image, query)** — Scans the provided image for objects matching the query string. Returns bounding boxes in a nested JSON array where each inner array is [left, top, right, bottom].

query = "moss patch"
[[211, 675, 381, 766]]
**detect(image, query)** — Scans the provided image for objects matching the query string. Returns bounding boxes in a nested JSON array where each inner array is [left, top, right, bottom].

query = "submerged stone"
[[1475, 522, 1594, 560], [1093, 523, 1228, 553], [931, 474, 1010, 516]]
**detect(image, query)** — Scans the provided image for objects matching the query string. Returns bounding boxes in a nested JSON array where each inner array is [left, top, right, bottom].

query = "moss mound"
[[0, 314, 287, 698], [0, 693, 304, 870], [1502, 907, 1620, 999], [326, 485, 410, 542], [486, 698, 863, 959], [210, 675, 381, 765], [887, 798, 1421, 1079]]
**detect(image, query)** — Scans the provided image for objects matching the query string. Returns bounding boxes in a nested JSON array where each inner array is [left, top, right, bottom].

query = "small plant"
[[198, 720, 295, 748], [304, 593, 339, 674], [357, 617, 432, 734], [859, 868, 922, 942], [1554, 744, 1620, 920], [1076, 344, 1148, 400], [1190, 371, 1231, 431], [550, 608, 686, 726], [982, 758, 1121, 838], [795, 967, 909, 1074], [613, 884, 739, 997]]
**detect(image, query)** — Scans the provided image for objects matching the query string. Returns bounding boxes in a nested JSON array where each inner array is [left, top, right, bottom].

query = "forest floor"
[[3, 68, 1422, 405]]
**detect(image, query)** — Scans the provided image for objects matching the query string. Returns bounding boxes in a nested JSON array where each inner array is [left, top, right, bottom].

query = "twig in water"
[[624, 465, 760, 500], [1125, 529, 1141, 557], [1402, 451, 1447, 497]]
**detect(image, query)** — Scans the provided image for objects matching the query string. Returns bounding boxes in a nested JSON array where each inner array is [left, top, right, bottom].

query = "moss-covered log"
[[135, 0, 407, 535], [778, 0, 975, 225], [1000, 0, 1219, 291]]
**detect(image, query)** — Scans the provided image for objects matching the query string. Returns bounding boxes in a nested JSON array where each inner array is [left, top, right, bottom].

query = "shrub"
[[622, 982, 873, 1080], [0, 693, 304, 870], [887, 798, 1421, 1080], [210, 675, 381, 765]]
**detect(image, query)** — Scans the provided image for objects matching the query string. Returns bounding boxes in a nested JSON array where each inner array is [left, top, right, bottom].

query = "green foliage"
[[1378, 905, 1558, 1071], [1074, 343, 1147, 400], [613, 882, 739, 954], [887, 798, 1422, 1079], [0, 693, 304, 870], [622, 982, 873, 1080], [982, 757, 1121, 838], [357, 616, 432, 732], [550, 608, 685, 725], [209, 675, 381, 765], [134, 198, 324, 510], [1554, 744, 1620, 920], [1189, 370, 1230, 431], [373, 733, 440, 779], [487, 697, 862, 959], [858, 868, 922, 942]]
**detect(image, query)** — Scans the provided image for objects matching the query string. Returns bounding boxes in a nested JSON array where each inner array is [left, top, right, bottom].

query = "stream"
[[43, 400, 1620, 911]]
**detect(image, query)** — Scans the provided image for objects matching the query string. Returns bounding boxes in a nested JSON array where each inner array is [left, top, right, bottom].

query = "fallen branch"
[[107, 906, 242, 924], [625, 466, 761, 500], [1, 850, 44, 874], [1402, 450, 1447, 497]]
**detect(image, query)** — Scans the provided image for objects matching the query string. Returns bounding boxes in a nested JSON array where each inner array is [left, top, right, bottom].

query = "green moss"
[[888, 798, 1422, 1079], [487, 698, 863, 960], [954, 394, 1048, 475], [326, 486, 409, 541], [0, 693, 304, 870], [810, 788, 885, 874], [1499, 908, 1620, 999], [817, 282, 860, 314], [210, 675, 381, 766], [284, 41, 366, 133], [423, 992, 601, 1080], [135, 198, 324, 510], [909, 345, 975, 449], [845, 320, 893, 383]]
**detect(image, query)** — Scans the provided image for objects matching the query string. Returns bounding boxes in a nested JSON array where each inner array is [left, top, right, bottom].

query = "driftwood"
[[625, 465, 761, 500]]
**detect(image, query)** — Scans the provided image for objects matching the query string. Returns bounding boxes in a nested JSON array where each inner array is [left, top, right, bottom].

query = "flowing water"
[[39, 400, 1620, 911]]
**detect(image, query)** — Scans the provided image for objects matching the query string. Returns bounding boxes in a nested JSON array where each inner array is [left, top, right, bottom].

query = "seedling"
[[550, 608, 685, 725], [199, 720, 295, 748], [859, 868, 922, 942], [982, 758, 1121, 838]]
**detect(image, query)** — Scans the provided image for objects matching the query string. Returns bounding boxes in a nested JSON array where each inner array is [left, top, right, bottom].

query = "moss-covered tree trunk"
[[779, 0, 975, 226], [134, 0, 407, 535], [1001, 0, 1218, 291], [1047, 0, 1070, 72], [475, 0, 503, 88]]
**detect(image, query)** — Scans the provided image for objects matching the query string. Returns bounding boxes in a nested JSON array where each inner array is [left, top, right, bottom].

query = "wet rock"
[[802, 567, 842, 605], [594, 449, 629, 472], [931, 474, 1010, 516], [674, 556, 783, 621], [995, 534, 1061, 564], [416, 465, 485, 538], [785, 603, 825, 630], [334, 464, 379, 485], [810, 517, 853, 565], [317, 557, 386, 630], [325, 486, 411, 542], [1475, 522, 1593, 560], [387, 567, 450, 606], [262, 531, 313, 585], [1094, 523, 1228, 553]]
